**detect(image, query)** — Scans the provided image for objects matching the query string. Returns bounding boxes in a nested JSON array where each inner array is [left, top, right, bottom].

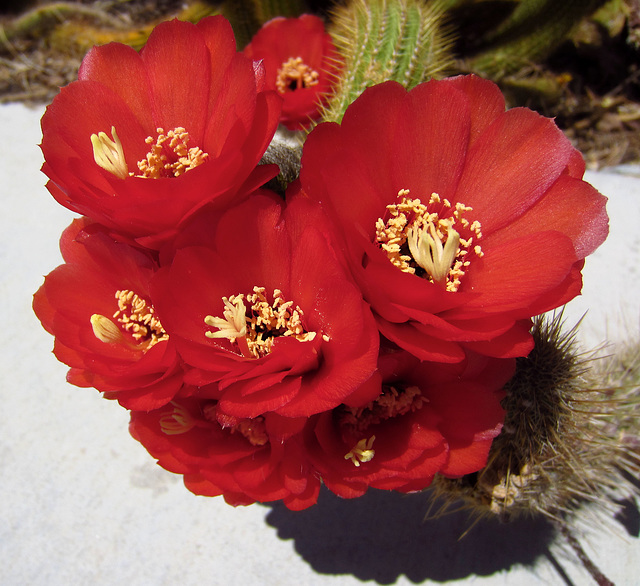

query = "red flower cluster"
[[34, 16, 608, 510]]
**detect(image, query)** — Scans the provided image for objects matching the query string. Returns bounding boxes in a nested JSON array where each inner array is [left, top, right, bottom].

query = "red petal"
[[463, 231, 578, 311], [455, 108, 575, 234], [482, 174, 609, 260], [78, 43, 153, 130], [140, 19, 212, 141], [438, 74, 506, 147]]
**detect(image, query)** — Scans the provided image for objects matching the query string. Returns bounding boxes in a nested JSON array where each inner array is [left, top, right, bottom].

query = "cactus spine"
[[322, 0, 454, 123], [432, 312, 640, 524]]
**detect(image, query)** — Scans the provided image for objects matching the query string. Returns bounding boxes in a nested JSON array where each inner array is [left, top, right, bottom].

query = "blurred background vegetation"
[[1, 0, 639, 168]]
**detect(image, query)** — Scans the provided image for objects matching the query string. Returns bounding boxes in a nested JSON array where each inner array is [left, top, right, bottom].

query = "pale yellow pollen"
[[375, 189, 483, 292], [91, 289, 168, 352], [204, 286, 320, 359], [487, 463, 539, 515], [134, 127, 208, 179], [345, 436, 376, 467], [160, 402, 195, 435], [90, 126, 128, 179], [276, 56, 320, 93]]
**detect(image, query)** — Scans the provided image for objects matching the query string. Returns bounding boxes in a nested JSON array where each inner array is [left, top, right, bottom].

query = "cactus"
[[220, 0, 263, 49], [461, 0, 609, 78], [432, 311, 640, 524], [251, 0, 310, 21], [222, 0, 310, 49], [322, 0, 454, 123], [429, 312, 640, 584]]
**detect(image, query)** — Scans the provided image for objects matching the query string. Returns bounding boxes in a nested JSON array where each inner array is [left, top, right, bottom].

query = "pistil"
[[160, 402, 196, 435], [339, 384, 425, 467], [159, 401, 269, 447], [344, 436, 376, 467], [91, 126, 128, 179]]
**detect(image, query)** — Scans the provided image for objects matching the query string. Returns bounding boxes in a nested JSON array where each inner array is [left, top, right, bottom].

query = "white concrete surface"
[[1, 102, 638, 586]]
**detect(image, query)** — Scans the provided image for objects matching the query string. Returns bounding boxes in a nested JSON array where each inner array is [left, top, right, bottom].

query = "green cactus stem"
[[251, 0, 310, 22], [220, 0, 262, 49], [222, 0, 311, 48], [461, 0, 609, 78], [322, 0, 454, 123]]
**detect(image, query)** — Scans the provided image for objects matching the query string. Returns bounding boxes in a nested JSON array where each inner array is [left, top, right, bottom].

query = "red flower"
[[243, 14, 341, 129], [40, 16, 281, 249], [151, 193, 380, 419], [305, 348, 513, 499], [129, 395, 320, 510], [33, 218, 183, 410], [299, 76, 609, 363]]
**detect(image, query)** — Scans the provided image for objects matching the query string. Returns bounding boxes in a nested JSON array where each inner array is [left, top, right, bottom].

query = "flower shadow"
[[263, 486, 557, 584]]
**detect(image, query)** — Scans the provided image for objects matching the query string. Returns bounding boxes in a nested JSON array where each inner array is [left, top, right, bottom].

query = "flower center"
[[159, 401, 268, 447], [160, 401, 195, 435], [90, 126, 208, 179], [204, 286, 318, 359], [375, 189, 483, 292], [90, 289, 168, 352], [339, 384, 425, 433], [338, 384, 425, 467], [211, 407, 269, 446], [276, 57, 320, 93], [135, 127, 208, 178]]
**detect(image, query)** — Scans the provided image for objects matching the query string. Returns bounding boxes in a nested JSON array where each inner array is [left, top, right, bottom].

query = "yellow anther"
[[134, 127, 208, 179], [91, 290, 167, 352], [114, 289, 168, 350], [91, 126, 128, 179], [204, 287, 319, 359], [345, 436, 376, 467]]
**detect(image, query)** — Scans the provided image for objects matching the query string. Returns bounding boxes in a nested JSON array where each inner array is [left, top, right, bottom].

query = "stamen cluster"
[[276, 57, 320, 93], [338, 384, 424, 433], [375, 189, 483, 292], [159, 401, 269, 447], [113, 289, 168, 349], [205, 286, 317, 359], [135, 127, 208, 179]]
